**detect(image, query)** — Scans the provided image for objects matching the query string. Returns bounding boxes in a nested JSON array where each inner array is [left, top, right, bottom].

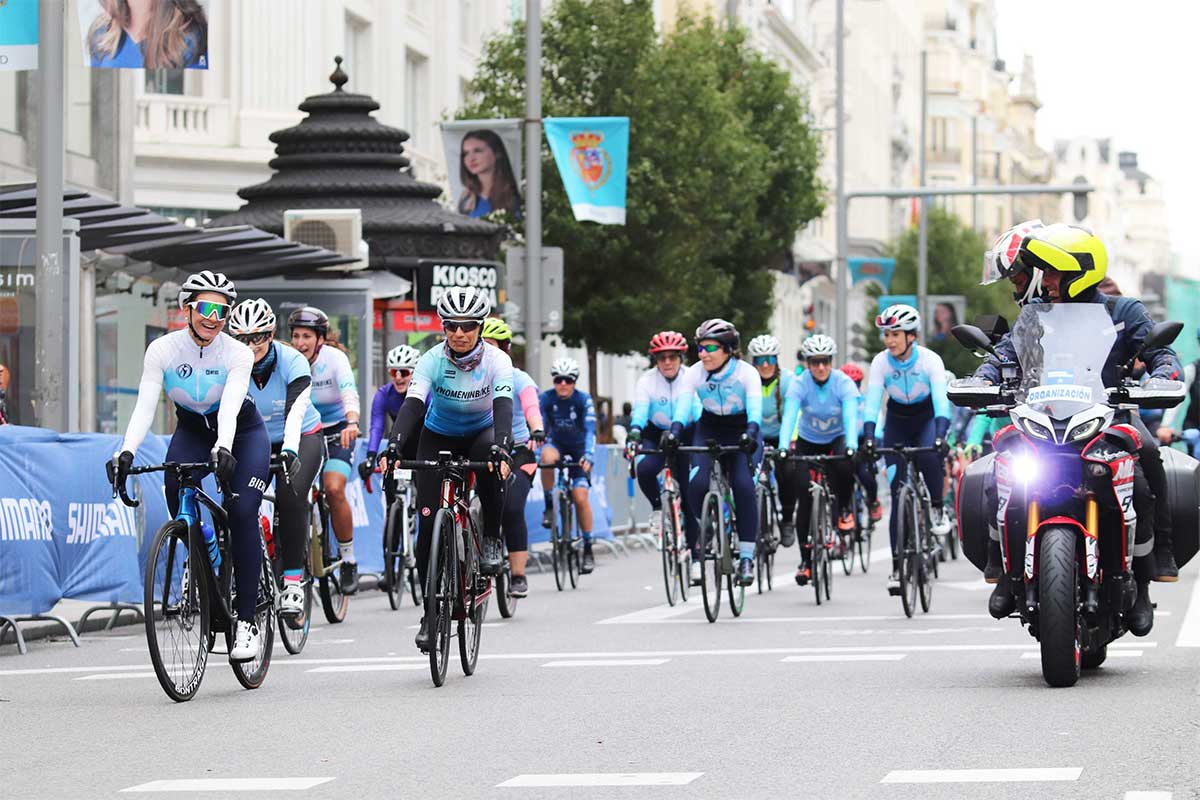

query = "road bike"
[[629, 444, 691, 606], [263, 456, 314, 656], [379, 460, 421, 610], [400, 452, 497, 687], [754, 447, 784, 594], [540, 457, 586, 591], [121, 462, 275, 702], [851, 467, 876, 574], [678, 442, 747, 623], [877, 445, 942, 617], [788, 452, 851, 605]]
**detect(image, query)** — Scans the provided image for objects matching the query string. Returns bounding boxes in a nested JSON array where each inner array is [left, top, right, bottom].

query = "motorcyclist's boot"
[[983, 539, 1003, 584], [988, 574, 1016, 619], [1128, 580, 1154, 637]]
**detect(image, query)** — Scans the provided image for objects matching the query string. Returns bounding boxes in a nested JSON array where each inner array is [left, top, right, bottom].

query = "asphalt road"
[[4, 532, 1200, 800]]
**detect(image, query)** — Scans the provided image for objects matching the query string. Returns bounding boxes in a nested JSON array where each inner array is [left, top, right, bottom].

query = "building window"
[[405, 49, 428, 149], [344, 13, 371, 92], [145, 70, 185, 95]]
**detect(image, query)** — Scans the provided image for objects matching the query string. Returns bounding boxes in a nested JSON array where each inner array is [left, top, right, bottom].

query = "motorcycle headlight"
[[1020, 417, 1052, 440], [1067, 418, 1103, 443]]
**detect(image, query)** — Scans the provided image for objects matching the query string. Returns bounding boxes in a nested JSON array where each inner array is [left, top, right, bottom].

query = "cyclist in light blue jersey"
[[780, 334, 860, 585], [746, 333, 803, 549], [229, 298, 324, 617], [861, 303, 952, 592], [663, 318, 762, 587]]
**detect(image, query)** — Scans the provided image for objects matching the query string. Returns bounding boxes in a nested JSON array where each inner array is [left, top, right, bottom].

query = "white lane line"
[[602, 611, 998, 625], [596, 603, 703, 625], [1020, 650, 1142, 660], [1177, 556, 1200, 646], [941, 581, 991, 592], [121, 777, 335, 792], [73, 672, 156, 681], [881, 768, 1082, 784], [1124, 792, 1172, 799], [306, 664, 425, 673], [498, 772, 702, 788], [1112, 641, 1157, 648], [781, 654, 905, 663], [541, 659, 669, 668]]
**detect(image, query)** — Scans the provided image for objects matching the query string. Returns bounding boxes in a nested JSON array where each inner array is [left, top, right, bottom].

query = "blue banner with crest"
[[544, 116, 629, 225]]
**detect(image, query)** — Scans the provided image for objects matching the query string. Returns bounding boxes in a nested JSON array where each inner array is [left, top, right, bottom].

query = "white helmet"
[[551, 357, 580, 381], [800, 334, 837, 359], [747, 334, 781, 357], [178, 269, 236, 309], [876, 303, 920, 333], [228, 298, 276, 336], [436, 286, 491, 321], [387, 344, 421, 370]]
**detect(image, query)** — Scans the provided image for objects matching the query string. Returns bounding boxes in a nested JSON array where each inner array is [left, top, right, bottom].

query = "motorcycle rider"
[[973, 223, 1181, 636]]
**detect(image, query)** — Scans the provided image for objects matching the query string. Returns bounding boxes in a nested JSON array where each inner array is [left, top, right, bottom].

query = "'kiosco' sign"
[[413, 260, 502, 311]]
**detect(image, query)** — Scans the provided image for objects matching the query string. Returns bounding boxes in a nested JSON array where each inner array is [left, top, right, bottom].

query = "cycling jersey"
[[759, 371, 793, 441], [309, 344, 359, 426], [863, 345, 950, 427], [780, 369, 860, 449], [631, 367, 699, 431], [540, 387, 596, 459], [408, 342, 514, 437], [671, 357, 763, 429], [120, 329, 255, 454], [247, 341, 322, 452], [512, 368, 542, 446], [367, 383, 406, 453]]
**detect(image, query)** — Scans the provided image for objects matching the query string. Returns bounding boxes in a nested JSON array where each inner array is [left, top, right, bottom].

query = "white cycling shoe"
[[689, 559, 703, 586], [279, 583, 305, 617], [931, 508, 951, 537], [230, 620, 262, 662], [648, 514, 663, 550]]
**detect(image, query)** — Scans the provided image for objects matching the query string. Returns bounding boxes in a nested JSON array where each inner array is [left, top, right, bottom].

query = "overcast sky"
[[995, 2, 1200, 267]]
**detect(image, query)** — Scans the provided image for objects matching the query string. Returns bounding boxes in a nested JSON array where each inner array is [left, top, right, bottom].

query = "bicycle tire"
[[857, 492, 872, 574], [565, 499, 579, 589], [898, 488, 918, 618], [277, 522, 312, 655], [699, 493, 722, 622], [458, 527, 486, 676], [822, 496, 833, 601], [384, 501, 404, 610], [661, 500, 680, 606], [756, 491, 770, 595], [810, 493, 823, 606], [550, 492, 566, 591], [426, 509, 454, 687], [497, 559, 518, 618], [727, 503, 745, 617], [229, 535, 275, 690], [316, 500, 349, 624], [918, 499, 934, 613], [675, 494, 691, 602], [840, 526, 855, 576], [144, 520, 209, 703]]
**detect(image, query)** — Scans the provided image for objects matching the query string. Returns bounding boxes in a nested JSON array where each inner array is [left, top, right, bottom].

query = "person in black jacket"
[[973, 223, 1182, 636]]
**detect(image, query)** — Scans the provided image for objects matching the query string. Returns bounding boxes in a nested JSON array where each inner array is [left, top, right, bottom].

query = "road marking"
[[880, 768, 1081, 784], [1176, 557, 1200, 646], [1020, 650, 1142, 660], [941, 581, 991, 592], [1112, 641, 1157, 648], [1124, 792, 1172, 799], [497, 772, 702, 788], [541, 659, 669, 668], [781, 654, 905, 663], [73, 672, 156, 681], [596, 603, 702, 625], [601, 610, 998, 625], [121, 777, 335, 792], [306, 664, 425, 673]]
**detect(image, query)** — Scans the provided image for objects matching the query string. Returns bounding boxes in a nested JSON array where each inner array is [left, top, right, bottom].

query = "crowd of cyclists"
[[106, 217, 1197, 672]]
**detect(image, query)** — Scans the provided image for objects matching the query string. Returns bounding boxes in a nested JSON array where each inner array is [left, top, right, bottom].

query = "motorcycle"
[[948, 303, 1188, 687]]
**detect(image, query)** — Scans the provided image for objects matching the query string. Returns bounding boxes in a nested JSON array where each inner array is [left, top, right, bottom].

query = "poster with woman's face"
[[440, 119, 524, 221], [78, 0, 210, 70], [928, 295, 965, 342]]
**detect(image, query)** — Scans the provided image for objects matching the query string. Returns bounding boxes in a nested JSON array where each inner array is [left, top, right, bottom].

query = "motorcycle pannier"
[[956, 452, 995, 573], [1161, 447, 1200, 567]]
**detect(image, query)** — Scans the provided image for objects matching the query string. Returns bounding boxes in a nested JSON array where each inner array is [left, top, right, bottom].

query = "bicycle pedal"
[[887, 585, 902, 596]]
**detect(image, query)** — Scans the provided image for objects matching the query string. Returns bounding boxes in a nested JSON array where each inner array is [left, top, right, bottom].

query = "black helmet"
[[287, 306, 329, 336], [695, 318, 740, 351]]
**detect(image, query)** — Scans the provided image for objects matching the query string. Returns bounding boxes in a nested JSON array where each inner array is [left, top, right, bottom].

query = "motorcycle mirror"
[[951, 324, 995, 357], [1140, 320, 1184, 354]]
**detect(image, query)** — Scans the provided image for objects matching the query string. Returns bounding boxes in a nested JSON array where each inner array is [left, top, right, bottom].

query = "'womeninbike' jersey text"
[[408, 343, 514, 437]]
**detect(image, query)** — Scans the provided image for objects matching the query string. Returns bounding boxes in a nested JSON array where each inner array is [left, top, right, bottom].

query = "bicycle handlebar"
[[119, 461, 237, 508], [676, 444, 746, 454], [784, 452, 852, 464], [875, 445, 939, 457], [397, 458, 499, 472]]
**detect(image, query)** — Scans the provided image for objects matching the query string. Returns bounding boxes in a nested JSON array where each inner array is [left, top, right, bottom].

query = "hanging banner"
[[77, 0, 210, 69], [848, 257, 895, 291], [544, 116, 629, 225], [440, 119, 524, 220], [0, 0, 38, 72]]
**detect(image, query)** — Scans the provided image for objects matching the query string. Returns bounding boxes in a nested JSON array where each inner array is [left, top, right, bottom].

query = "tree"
[[861, 207, 1013, 377], [458, 0, 825, 379]]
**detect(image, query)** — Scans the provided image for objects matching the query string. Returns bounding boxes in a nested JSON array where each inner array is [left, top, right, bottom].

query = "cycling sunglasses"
[[553, 376, 576, 385], [806, 357, 832, 367], [188, 300, 230, 321], [390, 368, 413, 378], [654, 351, 683, 362], [443, 320, 480, 333], [697, 343, 724, 354], [752, 355, 777, 366], [235, 331, 272, 346]]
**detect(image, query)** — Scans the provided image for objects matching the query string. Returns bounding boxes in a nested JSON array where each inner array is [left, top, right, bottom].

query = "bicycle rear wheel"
[[898, 489, 918, 618], [229, 536, 275, 690], [316, 501, 349, 623], [699, 493, 722, 622], [384, 501, 405, 610], [426, 510, 455, 687], [660, 500, 680, 606], [277, 525, 312, 656], [145, 520, 209, 703]]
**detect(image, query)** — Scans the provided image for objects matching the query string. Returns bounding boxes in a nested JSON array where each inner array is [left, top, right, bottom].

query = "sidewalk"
[[0, 599, 141, 655]]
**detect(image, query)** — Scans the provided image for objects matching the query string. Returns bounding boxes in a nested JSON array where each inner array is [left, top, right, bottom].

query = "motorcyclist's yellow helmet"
[[1016, 223, 1107, 300]]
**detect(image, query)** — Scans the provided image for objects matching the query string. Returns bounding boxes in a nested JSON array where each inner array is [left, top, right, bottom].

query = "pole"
[[916, 50, 927, 331], [833, 0, 847, 352], [971, 116, 979, 231], [35, 0, 66, 430], [524, 0, 543, 381]]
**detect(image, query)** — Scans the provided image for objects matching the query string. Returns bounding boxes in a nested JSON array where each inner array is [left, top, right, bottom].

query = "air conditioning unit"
[[283, 209, 368, 271]]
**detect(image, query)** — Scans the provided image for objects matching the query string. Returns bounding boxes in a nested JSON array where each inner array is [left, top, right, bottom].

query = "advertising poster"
[[77, 0, 209, 69], [0, 0, 38, 71], [440, 119, 523, 220]]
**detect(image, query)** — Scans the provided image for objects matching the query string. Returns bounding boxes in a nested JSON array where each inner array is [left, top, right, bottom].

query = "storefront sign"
[[412, 260, 502, 312]]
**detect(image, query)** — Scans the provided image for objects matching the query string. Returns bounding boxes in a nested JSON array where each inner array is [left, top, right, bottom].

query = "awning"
[[0, 184, 359, 277]]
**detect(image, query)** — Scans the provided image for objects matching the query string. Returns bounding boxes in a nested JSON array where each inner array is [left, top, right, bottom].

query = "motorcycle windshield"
[[1011, 303, 1117, 419]]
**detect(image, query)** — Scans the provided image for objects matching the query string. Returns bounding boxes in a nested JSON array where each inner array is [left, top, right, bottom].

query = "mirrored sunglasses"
[[235, 331, 272, 345], [443, 320, 481, 333], [189, 300, 230, 320], [752, 355, 777, 366], [807, 357, 832, 367], [391, 368, 413, 378], [697, 343, 723, 353], [553, 376, 576, 385]]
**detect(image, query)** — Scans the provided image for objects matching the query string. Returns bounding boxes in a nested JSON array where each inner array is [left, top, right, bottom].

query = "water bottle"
[[201, 522, 221, 572]]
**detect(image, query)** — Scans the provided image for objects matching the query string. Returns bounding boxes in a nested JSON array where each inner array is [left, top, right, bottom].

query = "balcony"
[[135, 95, 231, 146], [926, 147, 962, 165]]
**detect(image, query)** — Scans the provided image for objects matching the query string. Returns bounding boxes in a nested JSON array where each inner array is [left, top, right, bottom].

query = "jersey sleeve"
[[926, 349, 951, 420], [367, 385, 389, 453], [779, 373, 803, 450], [335, 350, 360, 422], [743, 362, 763, 427], [214, 341, 254, 451], [671, 366, 699, 425], [282, 381, 312, 454], [119, 338, 168, 455], [407, 349, 437, 404], [863, 352, 887, 431], [582, 393, 597, 457], [519, 381, 543, 434], [838, 374, 860, 450], [631, 373, 651, 430], [492, 353, 514, 401]]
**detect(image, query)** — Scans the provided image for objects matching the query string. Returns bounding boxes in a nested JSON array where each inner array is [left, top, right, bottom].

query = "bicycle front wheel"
[[810, 497, 824, 606], [497, 559, 518, 619], [316, 501, 349, 623], [564, 500, 579, 589], [384, 501, 405, 610], [145, 520, 209, 703], [661, 500, 680, 606], [229, 536, 276, 690], [856, 492, 872, 574], [277, 525, 312, 656], [674, 495, 691, 602], [918, 502, 934, 613], [458, 533, 487, 676], [898, 489, 918, 618], [699, 493, 722, 622], [550, 493, 567, 591], [426, 510, 455, 687]]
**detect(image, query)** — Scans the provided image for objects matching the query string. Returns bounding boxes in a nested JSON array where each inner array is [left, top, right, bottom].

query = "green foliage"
[[861, 207, 1014, 376], [458, 0, 825, 355]]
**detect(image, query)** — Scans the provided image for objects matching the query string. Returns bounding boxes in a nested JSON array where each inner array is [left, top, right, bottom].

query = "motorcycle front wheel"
[[1038, 526, 1082, 688]]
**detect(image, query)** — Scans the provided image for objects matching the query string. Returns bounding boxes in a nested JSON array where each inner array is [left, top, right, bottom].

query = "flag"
[[544, 116, 629, 225]]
